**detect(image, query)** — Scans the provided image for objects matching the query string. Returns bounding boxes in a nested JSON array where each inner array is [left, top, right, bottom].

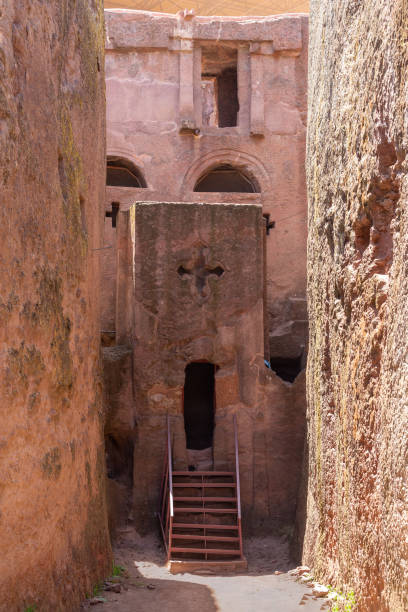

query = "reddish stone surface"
[[102, 201, 306, 534], [104, 0, 310, 15], [0, 1, 111, 609], [101, 10, 309, 538], [102, 9, 309, 364], [304, 1, 408, 610]]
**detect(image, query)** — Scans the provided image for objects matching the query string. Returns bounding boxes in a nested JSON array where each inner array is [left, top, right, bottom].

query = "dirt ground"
[[82, 529, 329, 612]]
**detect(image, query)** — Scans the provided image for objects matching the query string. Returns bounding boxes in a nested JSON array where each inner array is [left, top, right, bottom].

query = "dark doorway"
[[183, 362, 215, 450], [217, 67, 239, 127]]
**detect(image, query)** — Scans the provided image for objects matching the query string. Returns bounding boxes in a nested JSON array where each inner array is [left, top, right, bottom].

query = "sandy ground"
[[82, 529, 329, 612]]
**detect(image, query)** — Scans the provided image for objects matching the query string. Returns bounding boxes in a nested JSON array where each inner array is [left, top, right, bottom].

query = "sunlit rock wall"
[[305, 1, 408, 610], [0, 1, 111, 609]]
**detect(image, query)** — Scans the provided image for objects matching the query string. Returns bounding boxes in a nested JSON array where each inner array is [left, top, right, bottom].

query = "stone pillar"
[[175, 13, 196, 131], [115, 210, 133, 345], [193, 45, 203, 129], [249, 44, 265, 136], [237, 45, 251, 130]]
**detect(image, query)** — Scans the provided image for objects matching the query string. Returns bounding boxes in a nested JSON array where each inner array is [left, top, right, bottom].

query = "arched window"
[[194, 164, 259, 193], [106, 156, 147, 188]]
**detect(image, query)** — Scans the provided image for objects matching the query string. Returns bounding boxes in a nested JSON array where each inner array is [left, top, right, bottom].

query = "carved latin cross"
[[177, 245, 224, 302]]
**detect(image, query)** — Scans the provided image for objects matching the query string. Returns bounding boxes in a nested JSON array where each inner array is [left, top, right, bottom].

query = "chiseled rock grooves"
[[305, 2, 408, 611], [0, 1, 111, 609]]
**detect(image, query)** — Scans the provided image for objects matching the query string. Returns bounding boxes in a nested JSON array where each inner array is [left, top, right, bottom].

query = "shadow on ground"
[[81, 529, 329, 612]]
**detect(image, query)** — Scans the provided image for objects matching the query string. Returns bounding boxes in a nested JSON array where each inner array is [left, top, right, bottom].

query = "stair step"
[[170, 547, 241, 555], [174, 497, 237, 503], [174, 507, 237, 513], [173, 471, 234, 477], [172, 534, 240, 542], [172, 523, 238, 530], [173, 483, 236, 488]]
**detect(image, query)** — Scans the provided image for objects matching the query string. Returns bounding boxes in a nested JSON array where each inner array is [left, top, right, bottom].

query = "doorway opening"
[[183, 362, 215, 470]]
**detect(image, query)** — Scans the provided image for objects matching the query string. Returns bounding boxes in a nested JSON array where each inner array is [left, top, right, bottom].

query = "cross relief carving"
[[177, 244, 224, 303]]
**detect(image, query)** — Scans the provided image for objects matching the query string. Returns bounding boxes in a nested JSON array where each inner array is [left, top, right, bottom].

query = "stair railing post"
[[234, 414, 243, 558], [167, 415, 174, 561], [158, 424, 170, 556]]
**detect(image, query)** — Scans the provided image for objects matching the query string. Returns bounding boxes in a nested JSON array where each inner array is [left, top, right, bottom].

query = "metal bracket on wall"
[[263, 213, 275, 235], [179, 119, 201, 135]]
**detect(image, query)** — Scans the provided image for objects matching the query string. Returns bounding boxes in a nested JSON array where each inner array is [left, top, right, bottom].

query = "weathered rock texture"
[[0, 1, 111, 609], [103, 9, 309, 364], [102, 9, 309, 539], [112, 202, 306, 533], [305, 2, 408, 610], [104, 0, 310, 15]]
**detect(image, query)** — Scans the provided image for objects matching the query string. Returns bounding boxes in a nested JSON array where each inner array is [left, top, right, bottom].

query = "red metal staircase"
[[158, 416, 246, 572]]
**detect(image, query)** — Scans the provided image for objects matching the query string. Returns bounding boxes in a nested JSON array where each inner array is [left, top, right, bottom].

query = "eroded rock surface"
[[102, 9, 310, 543], [103, 9, 309, 367], [0, 1, 111, 609], [105, 202, 306, 534], [304, 2, 408, 610]]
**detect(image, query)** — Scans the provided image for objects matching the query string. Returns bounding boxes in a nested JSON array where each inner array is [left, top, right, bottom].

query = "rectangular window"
[[201, 46, 239, 128]]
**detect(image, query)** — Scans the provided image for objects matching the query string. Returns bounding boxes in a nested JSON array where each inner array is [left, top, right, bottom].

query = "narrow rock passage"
[[82, 531, 326, 612]]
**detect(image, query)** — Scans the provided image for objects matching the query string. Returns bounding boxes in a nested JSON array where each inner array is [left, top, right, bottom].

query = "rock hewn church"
[[1, 1, 407, 611], [102, 9, 309, 554]]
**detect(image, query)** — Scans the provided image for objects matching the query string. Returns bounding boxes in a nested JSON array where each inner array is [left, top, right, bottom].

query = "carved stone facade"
[[102, 9, 309, 534]]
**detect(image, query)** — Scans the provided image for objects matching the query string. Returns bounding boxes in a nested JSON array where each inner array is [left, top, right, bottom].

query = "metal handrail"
[[167, 415, 174, 519], [233, 415, 243, 557], [233, 415, 242, 519], [160, 415, 243, 561], [158, 429, 169, 554], [158, 415, 174, 557], [167, 415, 174, 560]]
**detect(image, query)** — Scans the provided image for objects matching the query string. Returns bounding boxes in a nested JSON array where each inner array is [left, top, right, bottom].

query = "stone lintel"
[[105, 10, 305, 53]]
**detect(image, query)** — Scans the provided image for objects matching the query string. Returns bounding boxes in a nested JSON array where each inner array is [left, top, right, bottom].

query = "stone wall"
[[102, 9, 310, 543], [104, 202, 306, 534], [304, 1, 408, 610], [0, 1, 111, 609], [104, 1, 310, 15], [103, 10, 309, 365]]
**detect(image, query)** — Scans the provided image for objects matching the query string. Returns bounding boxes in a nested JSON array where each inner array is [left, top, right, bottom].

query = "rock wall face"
[[0, 1, 111, 609], [305, 1, 408, 610], [103, 10, 309, 366], [104, 202, 306, 534], [104, 0, 310, 15], [102, 9, 309, 543]]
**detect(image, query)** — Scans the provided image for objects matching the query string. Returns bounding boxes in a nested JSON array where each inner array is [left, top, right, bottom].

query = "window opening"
[[194, 164, 259, 193], [268, 356, 302, 383], [201, 46, 239, 128], [106, 156, 147, 188]]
